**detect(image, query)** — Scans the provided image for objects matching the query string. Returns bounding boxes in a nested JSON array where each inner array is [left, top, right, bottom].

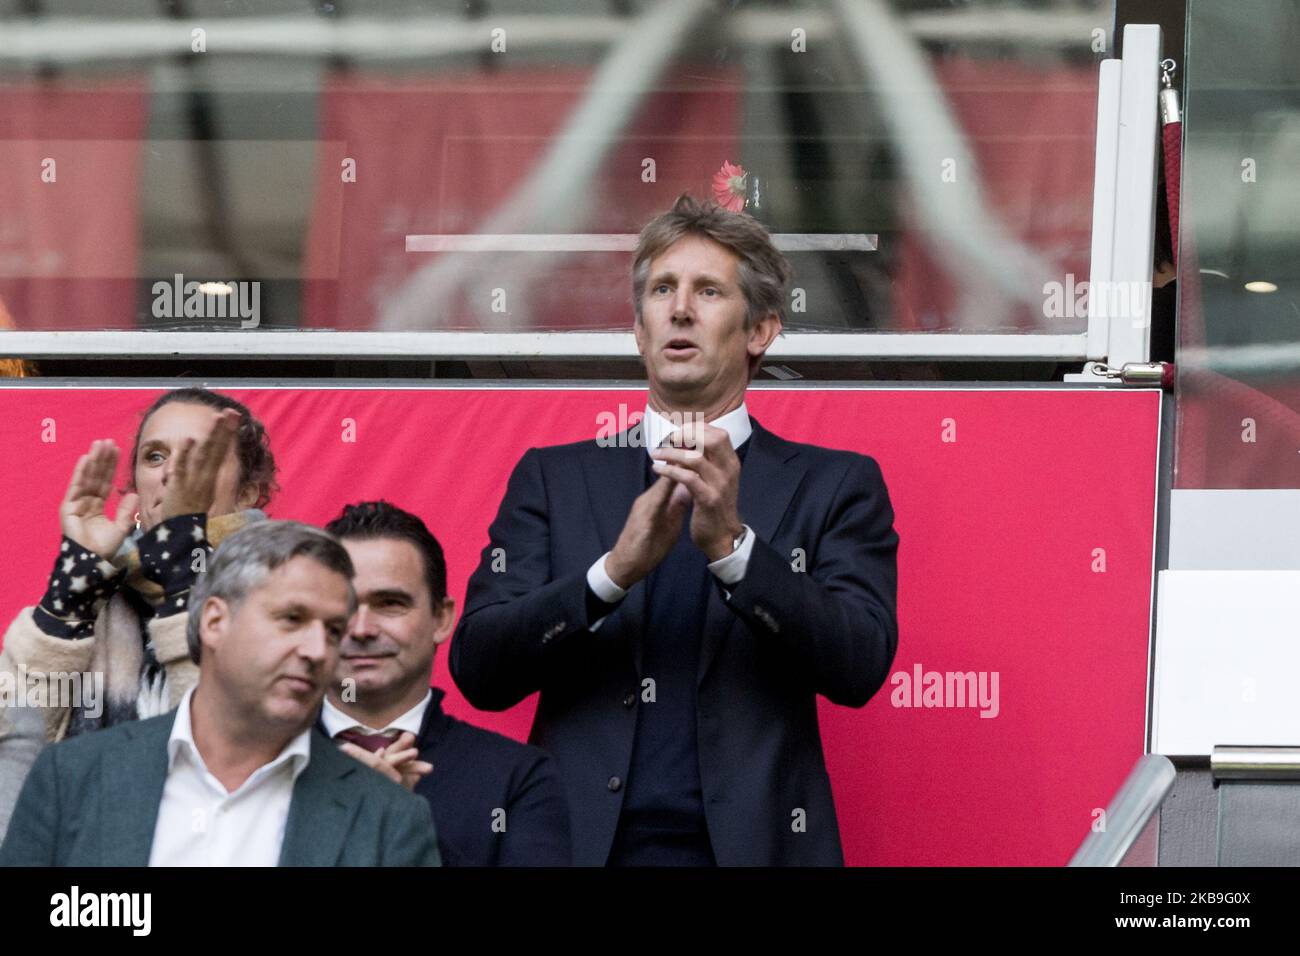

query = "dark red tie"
[[335, 728, 399, 753]]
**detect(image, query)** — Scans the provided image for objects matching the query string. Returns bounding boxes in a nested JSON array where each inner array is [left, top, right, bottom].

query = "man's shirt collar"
[[319, 689, 432, 740], [641, 401, 752, 458], [167, 685, 312, 790]]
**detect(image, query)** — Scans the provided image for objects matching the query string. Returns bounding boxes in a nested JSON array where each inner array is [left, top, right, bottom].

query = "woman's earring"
[[134, 512, 141, 532]]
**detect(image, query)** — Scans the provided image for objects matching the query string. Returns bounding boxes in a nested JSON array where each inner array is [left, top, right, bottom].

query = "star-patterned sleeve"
[[33, 538, 127, 638], [137, 512, 212, 619]]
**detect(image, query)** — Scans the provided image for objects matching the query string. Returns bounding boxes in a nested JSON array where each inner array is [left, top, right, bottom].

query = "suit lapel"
[[583, 425, 652, 675], [415, 688, 450, 756], [278, 732, 360, 866], [99, 717, 171, 866], [697, 418, 804, 683]]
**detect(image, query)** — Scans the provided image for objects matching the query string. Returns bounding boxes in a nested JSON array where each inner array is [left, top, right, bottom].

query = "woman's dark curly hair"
[[126, 388, 279, 510]]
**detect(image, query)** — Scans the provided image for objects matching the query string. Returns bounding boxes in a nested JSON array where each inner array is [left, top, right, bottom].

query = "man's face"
[[333, 538, 453, 705], [199, 555, 353, 734], [634, 234, 777, 406], [134, 402, 255, 530]]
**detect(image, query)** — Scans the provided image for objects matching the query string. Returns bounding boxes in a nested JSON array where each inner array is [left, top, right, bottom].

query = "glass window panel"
[[1175, 0, 1300, 489], [0, 1, 1107, 338]]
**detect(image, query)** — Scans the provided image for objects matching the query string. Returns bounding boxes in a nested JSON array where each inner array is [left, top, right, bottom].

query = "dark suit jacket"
[[450, 416, 899, 866], [0, 709, 441, 867], [320, 687, 571, 866]]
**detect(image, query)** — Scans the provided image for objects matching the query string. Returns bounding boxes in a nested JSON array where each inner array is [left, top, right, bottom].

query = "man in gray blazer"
[[0, 706, 43, 841], [0, 520, 440, 867]]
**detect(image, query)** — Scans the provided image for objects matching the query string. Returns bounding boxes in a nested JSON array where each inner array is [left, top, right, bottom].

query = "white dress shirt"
[[319, 690, 432, 740], [148, 686, 312, 867], [586, 401, 756, 629]]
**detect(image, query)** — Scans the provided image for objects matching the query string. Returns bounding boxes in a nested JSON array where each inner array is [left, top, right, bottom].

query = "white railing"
[[0, 17, 1159, 373], [0, 10, 1105, 64], [0, 329, 1090, 361]]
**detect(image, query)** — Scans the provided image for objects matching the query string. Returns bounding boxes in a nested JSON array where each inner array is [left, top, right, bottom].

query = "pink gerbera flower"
[[711, 160, 747, 213]]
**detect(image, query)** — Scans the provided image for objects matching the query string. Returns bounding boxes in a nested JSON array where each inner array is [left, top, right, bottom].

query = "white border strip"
[[1144, 392, 1165, 753], [405, 234, 878, 253], [0, 330, 1090, 361], [0, 12, 1104, 63]]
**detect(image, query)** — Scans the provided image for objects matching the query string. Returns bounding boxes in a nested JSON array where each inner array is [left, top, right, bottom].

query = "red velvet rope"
[[1162, 120, 1181, 263]]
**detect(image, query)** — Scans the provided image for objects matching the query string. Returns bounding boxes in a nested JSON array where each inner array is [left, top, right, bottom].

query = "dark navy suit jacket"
[[450, 416, 899, 866], [408, 688, 571, 866], [321, 687, 571, 866]]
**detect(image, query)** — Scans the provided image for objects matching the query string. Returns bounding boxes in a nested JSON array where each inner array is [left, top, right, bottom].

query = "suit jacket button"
[[622, 692, 636, 708], [607, 776, 622, 791]]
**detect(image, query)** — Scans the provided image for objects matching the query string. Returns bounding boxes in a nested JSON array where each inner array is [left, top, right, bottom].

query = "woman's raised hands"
[[59, 440, 139, 561]]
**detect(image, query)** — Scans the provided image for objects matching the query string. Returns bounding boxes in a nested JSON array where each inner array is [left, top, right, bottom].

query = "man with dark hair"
[[322, 500, 571, 866], [0, 520, 440, 867], [452, 194, 900, 866]]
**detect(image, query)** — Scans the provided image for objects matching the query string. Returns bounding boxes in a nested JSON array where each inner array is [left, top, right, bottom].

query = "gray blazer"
[[0, 705, 45, 844], [0, 709, 442, 867]]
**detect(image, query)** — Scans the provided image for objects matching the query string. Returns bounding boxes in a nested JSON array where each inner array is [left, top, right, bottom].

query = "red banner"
[[0, 386, 1160, 865]]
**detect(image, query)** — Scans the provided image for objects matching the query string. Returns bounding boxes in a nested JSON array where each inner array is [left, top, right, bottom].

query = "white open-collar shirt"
[[148, 686, 312, 867]]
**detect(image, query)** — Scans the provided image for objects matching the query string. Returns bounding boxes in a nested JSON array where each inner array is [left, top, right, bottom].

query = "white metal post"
[[1106, 24, 1161, 369], [1085, 58, 1123, 363]]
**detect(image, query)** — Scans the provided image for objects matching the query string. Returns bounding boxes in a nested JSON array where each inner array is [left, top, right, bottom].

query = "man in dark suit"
[[451, 194, 900, 866], [0, 520, 439, 867], [320, 501, 571, 866]]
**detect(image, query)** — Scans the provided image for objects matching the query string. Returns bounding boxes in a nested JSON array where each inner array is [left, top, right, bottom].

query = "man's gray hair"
[[186, 519, 356, 664], [631, 193, 792, 381], [631, 193, 792, 331]]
